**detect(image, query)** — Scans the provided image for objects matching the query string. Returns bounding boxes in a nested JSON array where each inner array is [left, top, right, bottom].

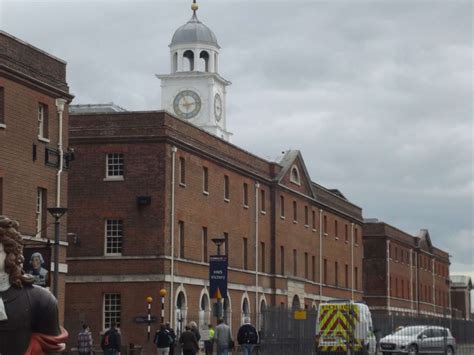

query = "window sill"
[[103, 176, 124, 181], [355, 243, 359, 247], [335, 237, 339, 240], [312, 228, 317, 232], [324, 233, 328, 237], [179, 183, 186, 188], [38, 136, 50, 143], [203, 191, 209, 196], [260, 210, 266, 215], [243, 204, 249, 209], [304, 224, 309, 229], [293, 220, 298, 224], [280, 216, 285, 220], [224, 198, 230, 203], [345, 240, 349, 244], [0, 123, 5, 129]]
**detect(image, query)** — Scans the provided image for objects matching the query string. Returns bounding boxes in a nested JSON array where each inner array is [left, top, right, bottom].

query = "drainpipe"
[[432, 257, 436, 313], [387, 239, 391, 314], [55, 99, 67, 207], [319, 209, 323, 302], [410, 249, 414, 312], [415, 252, 419, 314], [170, 146, 177, 328], [351, 223, 354, 301], [255, 182, 259, 329]]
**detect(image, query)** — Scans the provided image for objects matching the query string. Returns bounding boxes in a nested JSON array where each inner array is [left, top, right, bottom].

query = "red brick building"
[[363, 220, 450, 317], [0, 31, 72, 320], [450, 275, 472, 320], [65, 110, 364, 351]]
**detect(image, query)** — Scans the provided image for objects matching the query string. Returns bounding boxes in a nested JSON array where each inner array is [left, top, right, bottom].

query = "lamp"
[[47, 207, 68, 299]]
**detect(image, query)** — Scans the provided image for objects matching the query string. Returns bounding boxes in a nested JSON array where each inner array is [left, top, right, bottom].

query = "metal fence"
[[110, 309, 474, 355]]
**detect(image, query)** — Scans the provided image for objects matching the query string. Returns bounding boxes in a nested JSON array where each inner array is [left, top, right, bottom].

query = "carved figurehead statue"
[[0, 215, 68, 354]]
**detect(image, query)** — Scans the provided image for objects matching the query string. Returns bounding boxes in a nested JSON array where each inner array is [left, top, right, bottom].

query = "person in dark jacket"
[[179, 324, 199, 355], [237, 317, 259, 355], [101, 321, 121, 355], [154, 324, 172, 354], [165, 322, 176, 355]]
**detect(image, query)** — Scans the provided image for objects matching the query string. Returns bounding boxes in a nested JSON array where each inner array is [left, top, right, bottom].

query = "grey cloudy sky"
[[2, 0, 472, 297]]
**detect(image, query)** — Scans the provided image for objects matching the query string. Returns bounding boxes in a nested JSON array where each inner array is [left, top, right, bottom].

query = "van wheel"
[[407, 344, 418, 355], [446, 346, 454, 355]]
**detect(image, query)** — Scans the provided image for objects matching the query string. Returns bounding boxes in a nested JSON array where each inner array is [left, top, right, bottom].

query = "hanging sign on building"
[[209, 255, 228, 299], [23, 245, 51, 288]]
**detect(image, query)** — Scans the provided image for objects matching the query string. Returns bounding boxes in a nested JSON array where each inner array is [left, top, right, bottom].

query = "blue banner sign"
[[209, 255, 228, 299]]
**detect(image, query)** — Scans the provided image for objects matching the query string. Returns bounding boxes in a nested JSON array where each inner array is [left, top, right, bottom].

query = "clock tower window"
[[199, 50, 209, 72], [183, 50, 195, 71], [172, 52, 178, 73]]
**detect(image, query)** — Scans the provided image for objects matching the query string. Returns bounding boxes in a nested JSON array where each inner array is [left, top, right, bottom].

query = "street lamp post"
[[146, 296, 153, 341], [47, 207, 67, 299], [160, 289, 167, 324]]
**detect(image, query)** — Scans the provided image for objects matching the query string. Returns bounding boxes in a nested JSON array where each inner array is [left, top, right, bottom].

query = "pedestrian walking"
[[77, 324, 93, 355], [154, 324, 173, 355], [189, 320, 201, 342], [214, 318, 233, 355], [179, 324, 199, 355], [204, 324, 215, 355], [165, 322, 177, 355], [237, 317, 258, 355], [101, 321, 122, 355]]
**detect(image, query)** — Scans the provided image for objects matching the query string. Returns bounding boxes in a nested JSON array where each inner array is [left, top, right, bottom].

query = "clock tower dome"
[[157, 1, 232, 141]]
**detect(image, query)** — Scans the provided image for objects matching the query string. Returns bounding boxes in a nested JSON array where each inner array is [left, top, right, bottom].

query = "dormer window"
[[290, 165, 301, 185]]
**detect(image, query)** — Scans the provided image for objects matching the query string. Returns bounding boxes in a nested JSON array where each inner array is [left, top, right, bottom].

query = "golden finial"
[[191, 0, 199, 13]]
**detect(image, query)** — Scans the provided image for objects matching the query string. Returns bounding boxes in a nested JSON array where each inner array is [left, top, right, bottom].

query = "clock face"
[[173, 90, 202, 119], [214, 93, 223, 121]]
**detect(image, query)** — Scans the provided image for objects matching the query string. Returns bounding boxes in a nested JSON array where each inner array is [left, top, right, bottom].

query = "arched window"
[[259, 298, 267, 331], [290, 165, 301, 185], [199, 291, 211, 331], [292, 295, 301, 310], [198, 50, 210, 72], [176, 291, 187, 335], [183, 50, 194, 71], [241, 296, 250, 324], [173, 52, 178, 73]]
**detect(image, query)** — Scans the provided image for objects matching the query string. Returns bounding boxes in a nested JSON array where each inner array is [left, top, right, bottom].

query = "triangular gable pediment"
[[276, 150, 315, 198]]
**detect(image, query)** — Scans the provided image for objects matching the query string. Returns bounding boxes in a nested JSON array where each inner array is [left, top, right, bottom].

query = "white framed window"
[[224, 175, 230, 201], [290, 165, 301, 185], [203, 167, 209, 194], [179, 157, 186, 185], [36, 188, 46, 237], [103, 293, 121, 330], [105, 219, 123, 255], [38, 103, 48, 139], [106, 153, 124, 180]]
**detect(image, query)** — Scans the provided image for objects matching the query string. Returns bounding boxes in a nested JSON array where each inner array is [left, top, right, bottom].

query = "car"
[[379, 325, 456, 354]]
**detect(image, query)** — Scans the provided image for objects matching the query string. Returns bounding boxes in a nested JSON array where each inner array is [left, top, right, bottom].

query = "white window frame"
[[105, 219, 123, 255], [103, 293, 121, 330], [105, 153, 124, 181], [290, 165, 301, 185], [38, 104, 44, 138], [36, 188, 44, 237]]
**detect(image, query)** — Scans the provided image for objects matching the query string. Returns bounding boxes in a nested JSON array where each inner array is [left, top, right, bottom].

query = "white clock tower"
[[157, 1, 232, 141]]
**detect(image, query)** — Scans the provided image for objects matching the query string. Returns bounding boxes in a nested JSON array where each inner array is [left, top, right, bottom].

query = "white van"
[[316, 300, 377, 354]]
